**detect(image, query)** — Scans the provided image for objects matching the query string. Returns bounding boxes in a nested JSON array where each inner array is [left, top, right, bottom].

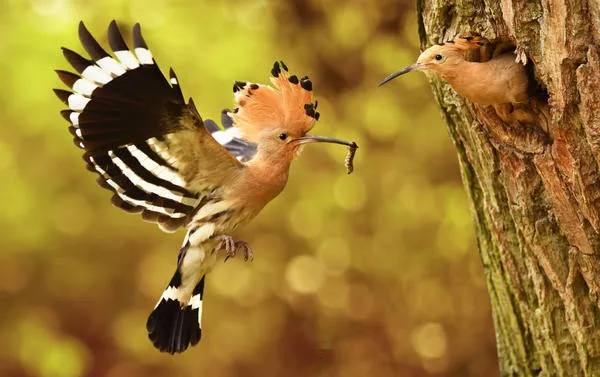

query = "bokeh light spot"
[[410, 322, 448, 359], [17, 317, 89, 377], [330, 5, 369, 49], [285, 255, 325, 294], [333, 174, 366, 211]]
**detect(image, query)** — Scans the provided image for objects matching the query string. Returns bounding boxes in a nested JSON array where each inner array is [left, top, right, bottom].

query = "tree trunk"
[[417, 0, 600, 376]]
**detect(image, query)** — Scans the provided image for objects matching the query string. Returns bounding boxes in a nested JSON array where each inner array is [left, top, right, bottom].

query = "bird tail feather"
[[146, 272, 205, 354]]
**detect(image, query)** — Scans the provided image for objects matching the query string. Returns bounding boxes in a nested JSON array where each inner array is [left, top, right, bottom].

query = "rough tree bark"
[[416, 0, 600, 376]]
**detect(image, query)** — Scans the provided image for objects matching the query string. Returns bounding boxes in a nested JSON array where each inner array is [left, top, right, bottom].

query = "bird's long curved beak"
[[292, 135, 357, 147], [377, 62, 425, 87]]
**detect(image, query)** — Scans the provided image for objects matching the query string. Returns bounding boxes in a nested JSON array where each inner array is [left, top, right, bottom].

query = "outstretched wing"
[[54, 21, 243, 232]]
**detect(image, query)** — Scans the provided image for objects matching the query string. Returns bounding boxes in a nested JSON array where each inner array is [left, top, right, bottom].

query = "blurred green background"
[[0, 0, 499, 376]]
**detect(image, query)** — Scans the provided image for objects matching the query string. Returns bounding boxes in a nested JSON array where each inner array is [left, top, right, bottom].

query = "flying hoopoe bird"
[[54, 21, 357, 354], [378, 36, 531, 106]]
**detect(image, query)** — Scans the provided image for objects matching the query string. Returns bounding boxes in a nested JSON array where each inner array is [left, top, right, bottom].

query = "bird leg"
[[213, 235, 254, 262], [214, 234, 236, 256]]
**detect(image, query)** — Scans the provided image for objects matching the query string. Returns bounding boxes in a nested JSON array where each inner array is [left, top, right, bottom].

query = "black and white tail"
[[146, 271, 205, 354], [146, 227, 213, 354]]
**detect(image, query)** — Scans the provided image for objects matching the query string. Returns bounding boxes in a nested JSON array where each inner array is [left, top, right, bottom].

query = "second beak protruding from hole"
[[377, 62, 424, 87]]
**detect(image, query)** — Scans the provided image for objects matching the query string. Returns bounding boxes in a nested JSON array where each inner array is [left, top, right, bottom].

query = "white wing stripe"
[[96, 56, 127, 76], [147, 138, 177, 166], [72, 78, 98, 96], [81, 65, 112, 85], [69, 112, 80, 127], [68, 94, 91, 111], [134, 47, 154, 65], [89, 156, 188, 218], [127, 145, 186, 187], [114, 50, 141, 70], [108, 151, 197, 206]]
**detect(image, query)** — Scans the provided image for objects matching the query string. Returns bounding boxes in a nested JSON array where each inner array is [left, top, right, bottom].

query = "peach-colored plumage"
[[230, 67, 316, 143], [54, 21, 358, 355], [379, 36, 531, 106]]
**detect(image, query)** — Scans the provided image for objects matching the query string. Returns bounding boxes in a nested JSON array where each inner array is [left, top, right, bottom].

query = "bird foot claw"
[[214, 235, 254, 262], [232, 241, 254, 262]]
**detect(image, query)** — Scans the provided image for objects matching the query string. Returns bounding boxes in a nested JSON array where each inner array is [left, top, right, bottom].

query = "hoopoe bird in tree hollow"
[[53, 21, 357, 354], [379, 36, 541, 124]]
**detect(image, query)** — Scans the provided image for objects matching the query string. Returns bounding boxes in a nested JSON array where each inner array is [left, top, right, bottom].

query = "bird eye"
[[278, 133, 288, 140], [435, 54, 443, 61]]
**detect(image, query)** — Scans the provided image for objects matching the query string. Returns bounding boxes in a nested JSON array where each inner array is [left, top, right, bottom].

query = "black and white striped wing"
[[54, 21, 240, 232]]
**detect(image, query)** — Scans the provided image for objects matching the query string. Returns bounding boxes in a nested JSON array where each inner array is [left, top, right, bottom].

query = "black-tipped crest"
[[304, 103, 320, 120], [304, 103, 315, 117], [300, 77, 312, 91], [271, 61, 281, 77], [233, 81, 246, 92]]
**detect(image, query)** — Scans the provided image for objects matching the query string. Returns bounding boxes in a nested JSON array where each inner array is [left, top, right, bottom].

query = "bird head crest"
[[228, 61, 319, 144]]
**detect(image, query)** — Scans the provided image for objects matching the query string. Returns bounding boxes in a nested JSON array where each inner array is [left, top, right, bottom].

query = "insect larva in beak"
[[345, 142, 358, 174]]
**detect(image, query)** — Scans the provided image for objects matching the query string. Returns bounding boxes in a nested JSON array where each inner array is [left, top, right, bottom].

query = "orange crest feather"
[[228, 61, 319, 142], [440, 35, 518, 63]]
